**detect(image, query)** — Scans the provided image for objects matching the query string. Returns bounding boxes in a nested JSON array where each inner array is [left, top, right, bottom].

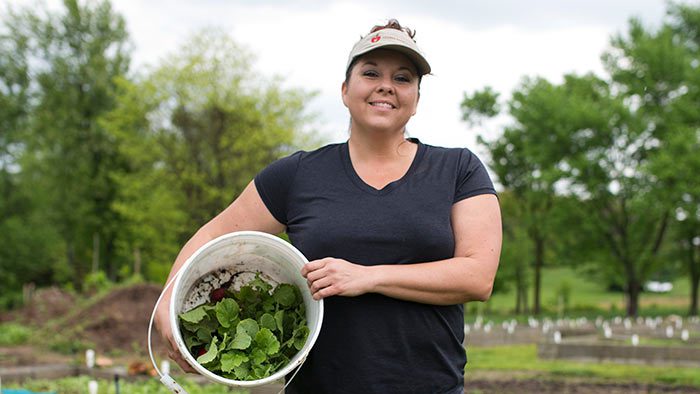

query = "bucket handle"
[[148, 268, 189, 393]]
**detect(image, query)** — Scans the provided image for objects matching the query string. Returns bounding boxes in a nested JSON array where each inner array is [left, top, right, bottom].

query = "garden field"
[[1, 268, 698, 393]]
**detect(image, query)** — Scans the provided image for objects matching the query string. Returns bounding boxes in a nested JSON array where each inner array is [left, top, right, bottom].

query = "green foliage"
[[466, 3, 700, 316], [102, 29, 318, 283], [0, 1, 319, 297], [599, 4, 700, 315], [460, 86, 500, 126], [83, 270, 113, 294], [490, 191, 531, 312], [0, 322, 32, 345], [179, 275, 308, 381], [47, 333, 94, 355], [1, 0, 131, 292]]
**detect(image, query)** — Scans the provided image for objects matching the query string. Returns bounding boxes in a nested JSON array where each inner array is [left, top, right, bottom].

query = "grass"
[[2, 375, 252, 394], [469, 266, 694, 319], [465, 344, 700, 387]]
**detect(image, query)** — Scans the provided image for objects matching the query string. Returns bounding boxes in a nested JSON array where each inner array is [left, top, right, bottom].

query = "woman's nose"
[[376, 78, 394, 94]]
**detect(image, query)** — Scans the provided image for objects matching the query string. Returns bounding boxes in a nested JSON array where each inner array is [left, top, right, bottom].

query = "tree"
[[604, 4, 700, 315], [102, 30, 318, 281], [1, 0, 131, 290], [463, 2, 700, 316], [463, 80, 570, 315], [0, 14, 63, 305], [496, 191, 532, 314]]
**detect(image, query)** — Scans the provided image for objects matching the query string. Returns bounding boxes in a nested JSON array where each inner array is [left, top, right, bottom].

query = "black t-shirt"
[[254, 139, 496, 394]]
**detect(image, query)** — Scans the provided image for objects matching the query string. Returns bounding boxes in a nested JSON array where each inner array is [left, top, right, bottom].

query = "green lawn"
[[471, 267, 693, 319]]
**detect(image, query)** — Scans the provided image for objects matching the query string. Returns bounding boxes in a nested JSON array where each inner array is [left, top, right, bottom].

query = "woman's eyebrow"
[[360, 61, 415, 73]]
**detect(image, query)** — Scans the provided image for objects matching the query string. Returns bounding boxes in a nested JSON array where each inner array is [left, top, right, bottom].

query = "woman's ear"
[[341, 81, 349, 108], [412, 91, 420, 116]]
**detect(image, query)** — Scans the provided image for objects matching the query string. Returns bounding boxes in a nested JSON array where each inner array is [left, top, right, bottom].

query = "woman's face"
[[342, 49, 420, 135]]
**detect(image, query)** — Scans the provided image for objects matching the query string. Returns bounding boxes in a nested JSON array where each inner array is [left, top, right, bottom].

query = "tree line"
[[1, 0, 698, 317]]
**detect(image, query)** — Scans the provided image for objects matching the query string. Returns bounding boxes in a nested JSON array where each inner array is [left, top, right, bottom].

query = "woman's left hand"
[[301, 257, 372, 300]]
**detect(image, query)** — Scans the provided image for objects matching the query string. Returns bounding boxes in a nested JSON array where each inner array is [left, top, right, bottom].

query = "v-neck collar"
[[340, 138, 425, 196]]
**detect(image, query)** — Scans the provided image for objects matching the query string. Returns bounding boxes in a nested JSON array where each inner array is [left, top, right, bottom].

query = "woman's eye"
[[395, 75, 411, 83], [363, 70, 379, 77]]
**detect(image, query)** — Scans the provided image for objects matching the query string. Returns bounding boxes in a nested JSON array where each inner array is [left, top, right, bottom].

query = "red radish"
[[211, 287, 226, 302]]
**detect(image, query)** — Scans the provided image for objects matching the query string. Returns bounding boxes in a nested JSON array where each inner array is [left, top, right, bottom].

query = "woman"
[[156, 19, 501, 394]]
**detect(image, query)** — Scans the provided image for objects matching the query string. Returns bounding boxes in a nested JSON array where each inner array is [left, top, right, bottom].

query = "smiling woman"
[[155, 18, 502, 394]]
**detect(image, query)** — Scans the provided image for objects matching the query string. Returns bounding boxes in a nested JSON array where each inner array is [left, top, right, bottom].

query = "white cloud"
[[5, 0, 670, 150]]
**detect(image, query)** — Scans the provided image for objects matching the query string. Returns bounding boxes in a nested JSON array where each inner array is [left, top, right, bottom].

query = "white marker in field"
[[86, 349, 95, 369], [88, 380, 98, 394], [554, 331, 562, 344], [631, 334, 639, 346], [604, 326, 612, 339], [666, 326, 674, 338], [681, 329, 690, 342]]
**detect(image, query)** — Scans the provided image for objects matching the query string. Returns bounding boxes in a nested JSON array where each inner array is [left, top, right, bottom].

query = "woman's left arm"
[[302, 194, 502, 305]]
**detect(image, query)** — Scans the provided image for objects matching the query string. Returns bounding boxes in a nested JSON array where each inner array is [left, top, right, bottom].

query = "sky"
[[7, 0, 677, 152]]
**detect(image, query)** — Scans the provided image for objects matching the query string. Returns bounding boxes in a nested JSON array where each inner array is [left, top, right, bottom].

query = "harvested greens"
[[179, 274, 310, 380]]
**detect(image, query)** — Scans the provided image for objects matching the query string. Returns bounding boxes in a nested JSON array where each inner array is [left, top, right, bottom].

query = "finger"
[[309, 276, 333, 294], [166, 338, 194, 372], [313, 283, 341, 300], [168, 348, 197, 373], [302, 258, 329, 276], [305, 266, 329, 284]]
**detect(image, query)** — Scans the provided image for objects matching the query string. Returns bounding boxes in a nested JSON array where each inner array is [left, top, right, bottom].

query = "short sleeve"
[[254, 151, 303, 224], [454, 149, 497, 203]]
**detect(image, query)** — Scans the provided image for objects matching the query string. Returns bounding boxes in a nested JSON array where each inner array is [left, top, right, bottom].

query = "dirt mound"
[[62, 283, 168, 355], [1, 286, 76, 325]]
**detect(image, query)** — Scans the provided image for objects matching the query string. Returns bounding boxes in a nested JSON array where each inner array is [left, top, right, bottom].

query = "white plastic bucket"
[[169, 231, 324, 387]]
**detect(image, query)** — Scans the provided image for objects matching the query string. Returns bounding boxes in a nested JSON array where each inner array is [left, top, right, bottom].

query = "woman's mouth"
[[369, 101, 395, 109]]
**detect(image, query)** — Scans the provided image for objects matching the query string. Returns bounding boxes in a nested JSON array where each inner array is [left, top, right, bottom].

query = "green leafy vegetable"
[[180, 305, 209, 324], [196, 336, 219, 365], [215, 298, 240, 328], [179, 273, 310, 380]]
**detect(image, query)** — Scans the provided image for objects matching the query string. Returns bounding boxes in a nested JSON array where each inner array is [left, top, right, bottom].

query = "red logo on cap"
[[371, 35, 381, 43]]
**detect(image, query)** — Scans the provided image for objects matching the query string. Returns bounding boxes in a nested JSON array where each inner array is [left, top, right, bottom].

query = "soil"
[[58, 283, 168, 355], [0, 283, 169, 368], [464, 378, 700, 393], [0, 286, 76, 325]]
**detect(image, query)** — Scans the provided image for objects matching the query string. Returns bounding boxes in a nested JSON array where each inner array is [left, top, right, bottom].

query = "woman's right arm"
[[154, 180, 285, 372]]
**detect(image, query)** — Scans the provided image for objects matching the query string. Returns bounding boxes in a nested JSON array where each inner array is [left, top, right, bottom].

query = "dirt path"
[[464, 379, 700, 393]]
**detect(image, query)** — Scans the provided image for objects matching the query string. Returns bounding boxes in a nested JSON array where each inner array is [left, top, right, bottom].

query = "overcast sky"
[[8, 0, 677, 151]]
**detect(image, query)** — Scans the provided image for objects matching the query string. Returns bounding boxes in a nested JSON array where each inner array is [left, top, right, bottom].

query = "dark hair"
[[369, 19, 416, 38], [344, 19, 423, 88]]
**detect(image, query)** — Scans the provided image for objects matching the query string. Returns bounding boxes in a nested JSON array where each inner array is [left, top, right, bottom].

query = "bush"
[[0, 323, 32, 345], [83, 271, 112, 294]]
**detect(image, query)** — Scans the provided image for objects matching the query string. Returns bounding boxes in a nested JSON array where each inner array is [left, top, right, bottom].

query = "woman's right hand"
[[154, 288, 197, 373]]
